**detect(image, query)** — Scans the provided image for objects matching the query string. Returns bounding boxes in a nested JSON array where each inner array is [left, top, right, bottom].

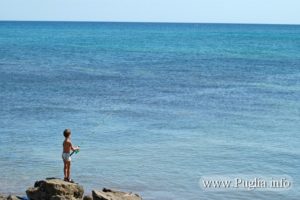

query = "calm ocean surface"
[[0, 22, 300, 200]]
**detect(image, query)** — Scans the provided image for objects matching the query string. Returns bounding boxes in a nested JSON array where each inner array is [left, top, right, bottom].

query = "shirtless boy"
[[62, 129, 80, 182]]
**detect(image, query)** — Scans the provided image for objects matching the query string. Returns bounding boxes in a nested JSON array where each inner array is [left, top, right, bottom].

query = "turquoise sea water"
[[0, 22, 300, 200]]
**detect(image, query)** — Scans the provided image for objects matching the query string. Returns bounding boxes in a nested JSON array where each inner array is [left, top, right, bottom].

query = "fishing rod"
[[70, 146, 80, 157]]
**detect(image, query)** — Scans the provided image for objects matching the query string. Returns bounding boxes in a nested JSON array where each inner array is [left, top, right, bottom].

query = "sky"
[[0, 0, 300, 24]]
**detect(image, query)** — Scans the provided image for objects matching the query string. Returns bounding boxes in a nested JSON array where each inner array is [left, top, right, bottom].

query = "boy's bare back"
[[63, 139, 72, 153]]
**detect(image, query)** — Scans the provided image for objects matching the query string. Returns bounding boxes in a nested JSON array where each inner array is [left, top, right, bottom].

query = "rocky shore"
[[1, 178, 142, 200], [0, 195, 23, 200]]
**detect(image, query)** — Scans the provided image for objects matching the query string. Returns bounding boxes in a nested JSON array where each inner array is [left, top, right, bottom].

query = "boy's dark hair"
[[63, 129, 71, 138]]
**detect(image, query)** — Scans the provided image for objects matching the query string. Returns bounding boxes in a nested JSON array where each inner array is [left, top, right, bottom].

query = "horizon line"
[[0, 20, 299, 26]]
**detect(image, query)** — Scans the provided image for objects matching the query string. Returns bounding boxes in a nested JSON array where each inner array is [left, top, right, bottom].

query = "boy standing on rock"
[[62, 129, 80, 182]]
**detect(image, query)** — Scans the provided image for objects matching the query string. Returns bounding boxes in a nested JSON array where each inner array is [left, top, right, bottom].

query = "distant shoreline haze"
[[0, 20, 300, 26], [1, 0, 300, 24]]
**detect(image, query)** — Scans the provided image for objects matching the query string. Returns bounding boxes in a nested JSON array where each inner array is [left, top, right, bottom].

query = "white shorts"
[[62, 153, 71, 162]]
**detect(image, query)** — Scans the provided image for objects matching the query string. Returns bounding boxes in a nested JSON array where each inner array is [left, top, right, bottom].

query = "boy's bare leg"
[[63, 161, 68, 180], [67, 161, 71, 180]]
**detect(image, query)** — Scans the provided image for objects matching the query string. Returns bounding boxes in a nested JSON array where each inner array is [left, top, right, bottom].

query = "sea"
[[0, 21, 299, 200]]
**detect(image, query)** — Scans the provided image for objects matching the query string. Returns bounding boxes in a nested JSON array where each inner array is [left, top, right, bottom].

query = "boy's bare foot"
[[64, 177, 75, 183], [68, 179, 75, 183]]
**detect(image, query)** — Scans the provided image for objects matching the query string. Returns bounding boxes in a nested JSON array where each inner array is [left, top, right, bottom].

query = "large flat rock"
[[26, 178, 84, 200]]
